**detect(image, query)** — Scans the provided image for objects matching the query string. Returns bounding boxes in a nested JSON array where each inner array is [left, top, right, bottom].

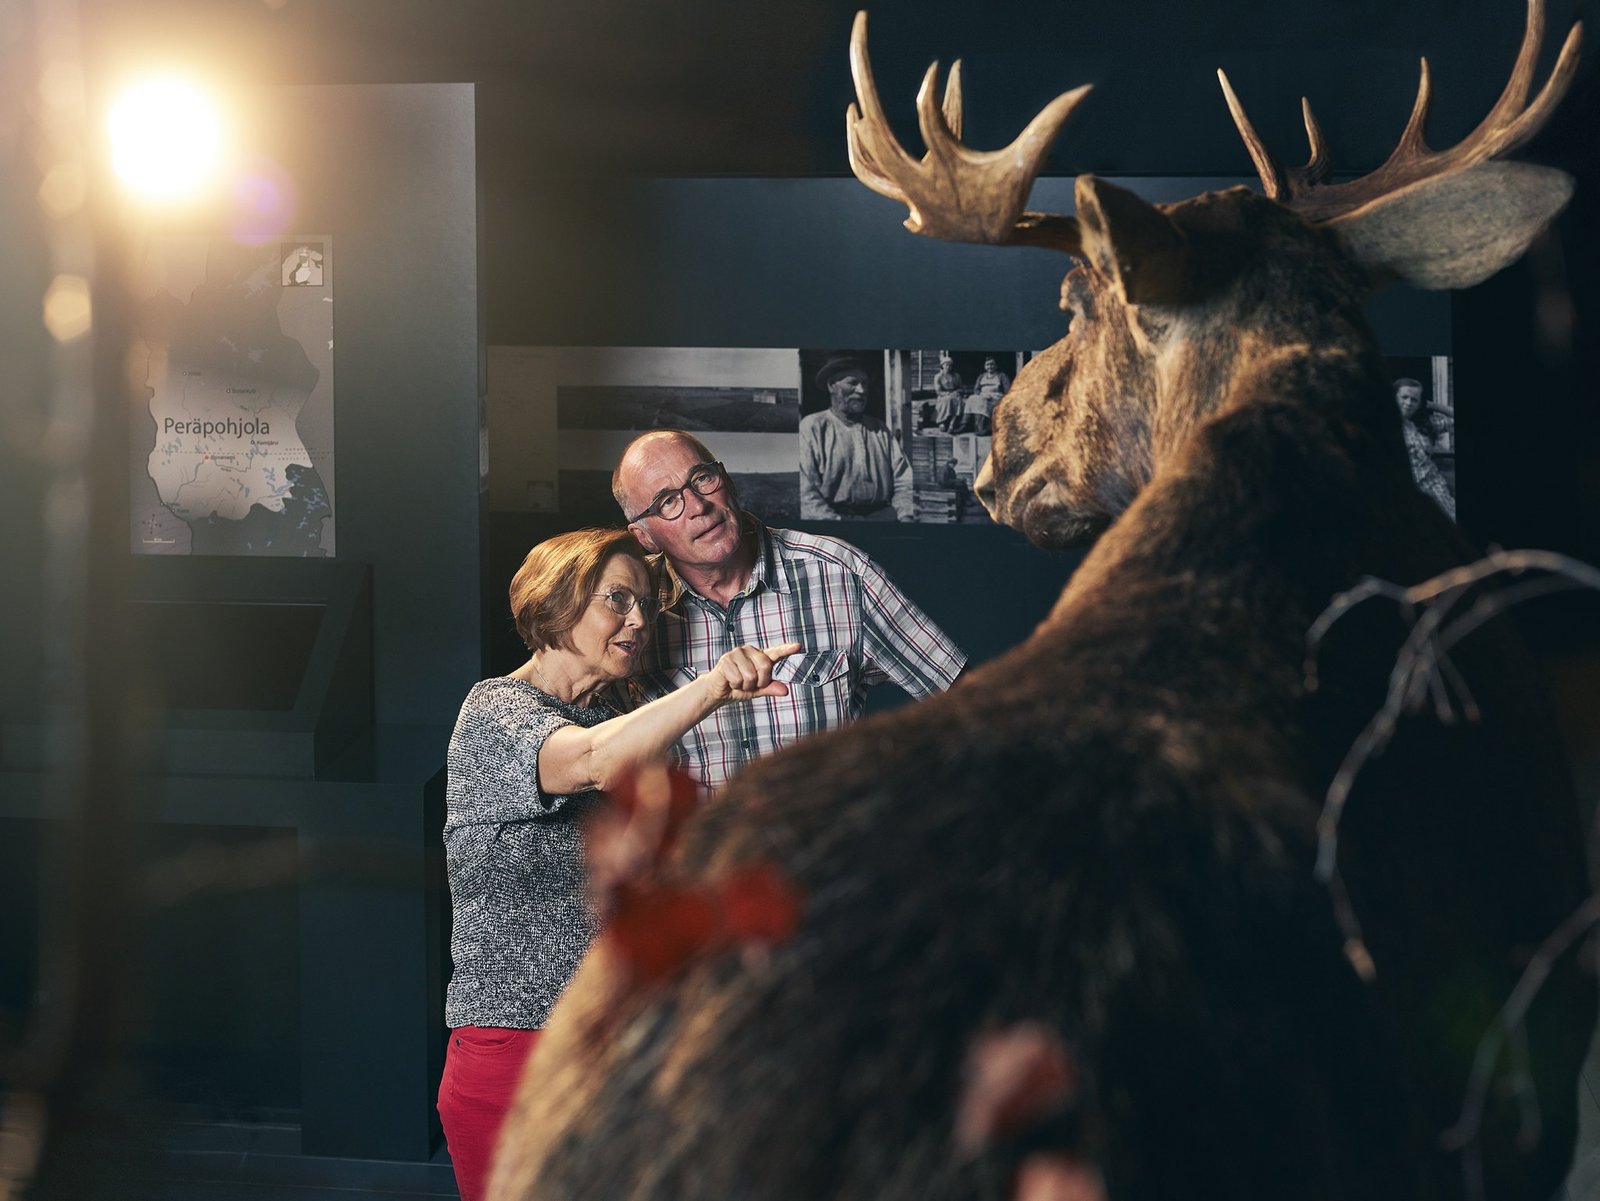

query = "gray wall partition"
[[268, 82, 484, 733], [498, 175, 1449, 353], [2, 83, 481, 1165]]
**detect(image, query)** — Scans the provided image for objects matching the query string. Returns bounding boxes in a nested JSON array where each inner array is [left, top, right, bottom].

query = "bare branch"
[[1308, 547, 1600, 1194], [1308, 548, 1600, 902], [1439, 891, 1600, 1198]]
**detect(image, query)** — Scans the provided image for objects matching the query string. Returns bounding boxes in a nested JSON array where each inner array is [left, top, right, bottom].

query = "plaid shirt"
[[636, 525, 966, 792]]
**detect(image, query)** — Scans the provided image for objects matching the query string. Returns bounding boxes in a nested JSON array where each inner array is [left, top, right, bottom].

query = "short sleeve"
[[854, 556, 966, 696], [444, 680, 591, 830]]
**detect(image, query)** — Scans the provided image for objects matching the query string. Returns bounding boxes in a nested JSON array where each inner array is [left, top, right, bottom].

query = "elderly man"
[[612, 429, 965, 791], [798, 354, 915, 521]]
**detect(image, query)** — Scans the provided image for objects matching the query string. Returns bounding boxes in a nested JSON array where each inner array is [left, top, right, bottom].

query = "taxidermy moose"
[[492, 3, 1595, 1198]]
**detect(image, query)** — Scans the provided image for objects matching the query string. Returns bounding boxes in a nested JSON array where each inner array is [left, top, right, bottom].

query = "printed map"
[[131, 236, 335, 556]]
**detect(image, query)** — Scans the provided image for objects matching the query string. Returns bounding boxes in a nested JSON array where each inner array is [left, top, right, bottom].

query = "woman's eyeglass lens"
[[595, 589, 661, 621], [633, 462, 724, 522]]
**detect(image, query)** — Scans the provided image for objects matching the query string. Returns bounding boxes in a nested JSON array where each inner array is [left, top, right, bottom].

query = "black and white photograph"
[[556, 378, 799, 434], [795, 348, 915, 521], [1386, 354, 1455, 521], [490, 346, 803, 521], [901, 349, 1016, 439], [886, 348, 1034, 524]]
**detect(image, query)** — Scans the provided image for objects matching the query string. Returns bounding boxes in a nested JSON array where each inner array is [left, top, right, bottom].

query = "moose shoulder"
[[489, 4, 1596, 1199]]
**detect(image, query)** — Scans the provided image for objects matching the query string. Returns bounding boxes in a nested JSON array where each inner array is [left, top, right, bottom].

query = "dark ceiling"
[[82, 0, 1600, 181]]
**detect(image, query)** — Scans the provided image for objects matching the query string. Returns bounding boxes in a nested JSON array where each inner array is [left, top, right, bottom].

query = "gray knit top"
[[443, 676, 611, 1030]]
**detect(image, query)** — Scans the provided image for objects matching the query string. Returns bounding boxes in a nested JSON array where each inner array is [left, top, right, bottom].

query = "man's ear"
[[628, 520, 660, 553]]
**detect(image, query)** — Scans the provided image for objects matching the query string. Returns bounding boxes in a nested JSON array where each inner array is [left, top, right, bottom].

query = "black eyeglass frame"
[[626, 461, 726, 523], [592, 588, 663, 622]]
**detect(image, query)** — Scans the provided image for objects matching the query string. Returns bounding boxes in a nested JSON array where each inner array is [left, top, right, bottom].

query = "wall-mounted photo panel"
[[796, 348, 913, 521], [888, 348, 1035, 525], [490, 346, 801, 522], [557, 375, 799, 434], [793, 346, 1039, 525], [1385, 354, 1455, 521], [490, 344, 1454, 531]]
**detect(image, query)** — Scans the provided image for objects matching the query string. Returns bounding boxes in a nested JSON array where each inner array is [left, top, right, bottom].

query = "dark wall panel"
[[258, 83, 483, 734]]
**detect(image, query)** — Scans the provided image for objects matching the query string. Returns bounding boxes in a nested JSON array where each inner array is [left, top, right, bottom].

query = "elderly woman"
[[932, 354, 963, 432], [437, 527, 797, 1201]]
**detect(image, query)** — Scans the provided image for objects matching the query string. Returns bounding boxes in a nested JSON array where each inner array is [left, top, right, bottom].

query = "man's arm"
[[888, 436, 916, 522], [853, 554, 966, 696], [799, 415, 841, 519]]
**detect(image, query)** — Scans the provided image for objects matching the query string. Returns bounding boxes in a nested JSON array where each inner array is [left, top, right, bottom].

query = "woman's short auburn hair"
[[509, 528, 655, 653]]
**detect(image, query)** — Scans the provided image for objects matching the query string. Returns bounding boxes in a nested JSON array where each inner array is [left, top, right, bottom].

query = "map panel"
[[131, 236, 335, 556]]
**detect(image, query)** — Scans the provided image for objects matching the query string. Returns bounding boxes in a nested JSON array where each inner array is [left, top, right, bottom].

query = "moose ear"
[[1073, 175, 1191, 305], [1328, 161, 1573, 291]]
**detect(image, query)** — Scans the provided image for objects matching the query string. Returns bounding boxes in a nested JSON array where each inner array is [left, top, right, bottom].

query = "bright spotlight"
[[108, 78, 226, 202]]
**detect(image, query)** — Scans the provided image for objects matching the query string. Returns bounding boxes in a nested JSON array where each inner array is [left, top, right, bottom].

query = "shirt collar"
[[751, 523, 794, 596]]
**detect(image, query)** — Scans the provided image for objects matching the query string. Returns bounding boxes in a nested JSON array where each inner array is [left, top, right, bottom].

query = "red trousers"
[[437, 1026, 543, 1201]]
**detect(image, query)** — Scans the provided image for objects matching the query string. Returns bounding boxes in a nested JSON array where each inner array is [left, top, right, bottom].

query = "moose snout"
[[973, 458, 999, 518]]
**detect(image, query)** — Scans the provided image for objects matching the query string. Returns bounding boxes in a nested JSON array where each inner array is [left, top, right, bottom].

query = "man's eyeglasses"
[[593, 588, 662, 622], [628, 461, 726, 522]]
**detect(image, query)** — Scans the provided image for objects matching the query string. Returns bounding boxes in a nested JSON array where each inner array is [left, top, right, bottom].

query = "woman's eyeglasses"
[[593, 588, 662, 621], [628, 461, 726, 522]]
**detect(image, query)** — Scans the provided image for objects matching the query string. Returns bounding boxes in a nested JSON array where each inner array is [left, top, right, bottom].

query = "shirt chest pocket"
[[782, 648, 852, 690], [776, 648, 854, 741]]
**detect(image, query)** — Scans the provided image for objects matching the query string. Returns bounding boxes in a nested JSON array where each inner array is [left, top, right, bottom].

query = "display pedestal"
[[0, 726, 450, 1163]]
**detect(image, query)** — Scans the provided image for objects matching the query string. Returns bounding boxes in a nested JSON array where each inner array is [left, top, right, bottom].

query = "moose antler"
[[1219, 0, 1582, 222], [846, 10, 1088, 254]]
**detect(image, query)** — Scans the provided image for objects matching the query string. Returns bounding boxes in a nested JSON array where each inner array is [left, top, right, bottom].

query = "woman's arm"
[[537, 641, 801, 795]]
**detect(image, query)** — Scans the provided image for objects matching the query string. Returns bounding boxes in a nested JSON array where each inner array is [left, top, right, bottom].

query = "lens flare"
[[108, 78, 225, 202], [43, 275, 93, 343], [230, 157, 298, 245]]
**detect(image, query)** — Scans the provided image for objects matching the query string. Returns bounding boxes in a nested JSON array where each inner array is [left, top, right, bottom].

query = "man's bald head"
[[612, 430, 718, 517]]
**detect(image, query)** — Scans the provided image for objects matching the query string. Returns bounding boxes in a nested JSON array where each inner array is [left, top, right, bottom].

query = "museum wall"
[[467, 0, 1598, 679], [478, 175, 1454, 682], [261, 82, 484, 731]]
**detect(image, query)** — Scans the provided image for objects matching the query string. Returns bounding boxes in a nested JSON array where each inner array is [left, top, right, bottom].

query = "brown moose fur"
[[488, 30, 1595, 1201]]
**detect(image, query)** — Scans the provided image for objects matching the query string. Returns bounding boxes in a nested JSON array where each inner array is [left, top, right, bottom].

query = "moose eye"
[[1059, 268, 1094, 319], [1135, 308, 1173, 341]]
